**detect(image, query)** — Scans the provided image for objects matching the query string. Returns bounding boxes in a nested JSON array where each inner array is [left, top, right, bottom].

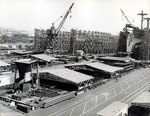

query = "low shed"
[[96, 101, 128, 116]]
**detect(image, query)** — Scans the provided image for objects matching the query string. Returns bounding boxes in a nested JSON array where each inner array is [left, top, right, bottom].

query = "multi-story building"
[[34, 29, 119, 54]]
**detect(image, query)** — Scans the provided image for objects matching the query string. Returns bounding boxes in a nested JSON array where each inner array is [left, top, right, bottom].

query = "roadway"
[[26, 68, 150, 116]]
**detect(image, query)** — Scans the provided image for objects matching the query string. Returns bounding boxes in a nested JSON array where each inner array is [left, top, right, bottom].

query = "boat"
[[117, 11, 150, 61]]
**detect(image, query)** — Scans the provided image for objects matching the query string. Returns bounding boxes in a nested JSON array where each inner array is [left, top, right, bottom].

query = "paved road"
[[26, 68, 150, 116]]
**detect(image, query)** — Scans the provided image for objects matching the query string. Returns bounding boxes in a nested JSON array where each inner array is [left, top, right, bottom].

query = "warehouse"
[[35, 68, 94, 92], [128, 92, 150, 116]]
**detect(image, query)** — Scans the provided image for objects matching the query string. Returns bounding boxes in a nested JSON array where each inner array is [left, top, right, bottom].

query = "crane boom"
[[56, 3, 74, 34], [45, 3, 74, 53], [120, 9, 131, 24]]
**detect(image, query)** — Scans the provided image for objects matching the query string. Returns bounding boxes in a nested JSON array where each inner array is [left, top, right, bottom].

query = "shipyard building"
[[34, 29, 118, 54]]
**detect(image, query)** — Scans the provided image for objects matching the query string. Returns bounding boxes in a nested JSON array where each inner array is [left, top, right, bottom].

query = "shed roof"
[[31, 54, 57, 62], [98, 56, 135, 62], [86, 62, 123, 73], [15, 59, 37, 64], [96, 101, 128, 116], [131, 92, 150, 108], [0, 60, 10, 67], [11, 50, 33, 55], [39, 68, 93, 84]]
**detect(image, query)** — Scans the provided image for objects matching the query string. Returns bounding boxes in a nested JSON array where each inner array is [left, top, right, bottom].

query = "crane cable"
[[53, 16, 63, 24], [120, 9, 132, 24]]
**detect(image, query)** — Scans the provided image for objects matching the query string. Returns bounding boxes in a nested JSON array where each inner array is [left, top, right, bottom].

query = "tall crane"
[[45, 3, 74, 53], [55, 3, 74, 34]]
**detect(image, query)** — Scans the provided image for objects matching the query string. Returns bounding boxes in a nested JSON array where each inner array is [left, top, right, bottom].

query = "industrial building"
[[128, 92, 150, 116], [34, 29, 118, 54]]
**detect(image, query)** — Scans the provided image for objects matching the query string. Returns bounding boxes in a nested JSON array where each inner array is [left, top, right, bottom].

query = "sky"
[[0, 0, 150, 35]]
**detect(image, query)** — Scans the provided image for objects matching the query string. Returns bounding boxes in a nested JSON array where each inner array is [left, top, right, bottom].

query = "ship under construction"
[[118, 10, 150, 61]]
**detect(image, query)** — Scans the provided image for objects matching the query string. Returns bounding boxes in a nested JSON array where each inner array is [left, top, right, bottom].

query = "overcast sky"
[[0, 0, 150, 35]]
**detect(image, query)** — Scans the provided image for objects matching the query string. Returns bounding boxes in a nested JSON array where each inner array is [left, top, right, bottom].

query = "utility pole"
[[144, 17, 150, 61], [138, 10, 147, 30]]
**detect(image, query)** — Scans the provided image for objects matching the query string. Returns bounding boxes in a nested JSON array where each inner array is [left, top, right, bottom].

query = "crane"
[[55, 3, 74, 34], [45, 3, 74, 53], [120, 9, 135, 32], [120, 9, 132, 25]]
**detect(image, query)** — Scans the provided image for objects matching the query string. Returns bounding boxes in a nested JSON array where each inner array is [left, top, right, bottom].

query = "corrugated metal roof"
[[0, 60, 10, 67], [96, 101, 128, 116], [86, 62, 123, 73], [31, 54, 57, 62], [39, 68, 94, 84]]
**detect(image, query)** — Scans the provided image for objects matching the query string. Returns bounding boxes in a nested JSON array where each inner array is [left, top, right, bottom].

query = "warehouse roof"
[[86, 62, 123, 73], [0, 60, 10, 67], [15, 59, 37, 64], [98, 56, 135, 62], [132, 92, 150, 108], [31, 54, 57, 62], [65, 62, 87, 67], [39, 68, 94, 84], [96, 101, 128, 116], [11, 50, 33, 55]]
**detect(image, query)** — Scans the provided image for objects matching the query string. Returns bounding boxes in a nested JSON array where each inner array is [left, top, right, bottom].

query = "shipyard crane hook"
[[45, 3, 74, 53]]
